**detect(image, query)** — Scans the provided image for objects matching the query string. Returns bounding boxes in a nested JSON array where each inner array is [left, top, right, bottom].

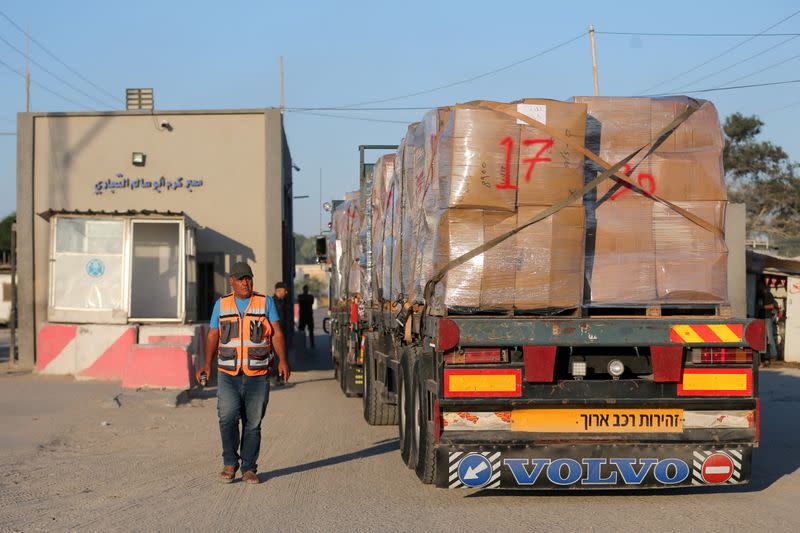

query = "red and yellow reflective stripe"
[[670, 324, 743, 344]]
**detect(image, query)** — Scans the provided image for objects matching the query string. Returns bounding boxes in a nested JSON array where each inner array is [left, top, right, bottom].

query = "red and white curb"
[[37, 324, 137, 380]]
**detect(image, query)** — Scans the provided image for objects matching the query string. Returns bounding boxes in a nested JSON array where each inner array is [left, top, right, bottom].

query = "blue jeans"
[[217, 371, 270, 473]]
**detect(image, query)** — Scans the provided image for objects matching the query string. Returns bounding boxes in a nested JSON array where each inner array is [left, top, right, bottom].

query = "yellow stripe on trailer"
[[448, 374, 518, 393], [682, 373, 749, 391], [672, 325, 704, 343], [706, 324, 742, 343]]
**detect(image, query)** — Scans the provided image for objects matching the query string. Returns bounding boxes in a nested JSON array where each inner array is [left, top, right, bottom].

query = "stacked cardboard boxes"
[[366, 96, 729, 313], [574, 96, 727, 304]]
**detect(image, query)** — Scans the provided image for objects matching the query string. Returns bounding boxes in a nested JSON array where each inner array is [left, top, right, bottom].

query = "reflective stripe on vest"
[[217, 292, 274, 376]]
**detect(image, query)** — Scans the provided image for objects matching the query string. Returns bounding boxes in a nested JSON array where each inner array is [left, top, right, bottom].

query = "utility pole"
[[279, 56, 285, 113], [319, 168, 322, 233], [8, 223, 16, 369], [25, 26, 30, 111], [588, 24, 600, 96]]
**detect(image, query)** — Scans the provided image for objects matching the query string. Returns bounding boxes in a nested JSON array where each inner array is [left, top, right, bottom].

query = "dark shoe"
[[220, 465, 236, 483], [242, 471, 260, 484]]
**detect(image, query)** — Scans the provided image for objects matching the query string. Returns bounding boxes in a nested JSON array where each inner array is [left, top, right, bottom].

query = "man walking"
[[196, 262, 289, 484], [297, 284, 315, 349], [273, 281, 292, 341]]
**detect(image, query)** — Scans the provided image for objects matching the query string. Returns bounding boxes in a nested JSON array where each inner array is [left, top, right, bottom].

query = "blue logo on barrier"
[[458, 453, 493, 488], [86, 258, 105, 278]]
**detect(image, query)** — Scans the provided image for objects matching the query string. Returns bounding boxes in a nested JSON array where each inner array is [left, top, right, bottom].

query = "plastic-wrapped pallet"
[[574, 96, 728, 304], [369, 154, 395, 302], [332, 192, 362, 302], [415, 100, 588, 312]]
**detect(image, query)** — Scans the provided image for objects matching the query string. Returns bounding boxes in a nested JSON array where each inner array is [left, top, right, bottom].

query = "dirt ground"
[[1, 336, 800, 532]]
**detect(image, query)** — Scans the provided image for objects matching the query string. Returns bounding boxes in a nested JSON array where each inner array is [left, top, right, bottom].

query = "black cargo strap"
[[423, 100, 702, 305]]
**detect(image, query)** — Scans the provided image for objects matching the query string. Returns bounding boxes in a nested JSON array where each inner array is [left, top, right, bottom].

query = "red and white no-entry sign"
[[701, 453, 734, 483]]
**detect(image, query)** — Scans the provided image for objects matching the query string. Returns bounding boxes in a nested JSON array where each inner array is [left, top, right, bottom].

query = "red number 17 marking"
[[609, 163, 657, 200], [497, 136, 555, 189]]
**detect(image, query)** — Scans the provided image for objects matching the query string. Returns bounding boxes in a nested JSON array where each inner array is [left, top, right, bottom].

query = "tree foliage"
[[294, 233, 319, 264], [723, 113, 800, 255], [0, 212, 15, 252]]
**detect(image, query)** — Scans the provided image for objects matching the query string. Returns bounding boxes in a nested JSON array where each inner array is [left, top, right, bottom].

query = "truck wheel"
[[398, 347, 416, 468], [412, 358, 436, 484], [363, 335, 398, 425]]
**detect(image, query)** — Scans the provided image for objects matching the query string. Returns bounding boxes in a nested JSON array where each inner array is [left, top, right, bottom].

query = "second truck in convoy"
[[326, 97, 765, 490]]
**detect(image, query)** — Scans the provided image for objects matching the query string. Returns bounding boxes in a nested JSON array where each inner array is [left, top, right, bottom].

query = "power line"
[[287, 106, 432, 111], [598, 31, 800, 37], [638, 8, 800, 94], [670, 35, 800, 91], [647, 78, 800, 97], [0, 8, 123, 106], [338, 31, 586, 108], [0, 33, 117, 108], [289, 111, 414, 124], [719, 51, 800, 87], [760, 98, 800, 115], [0, 57, 93, 110]]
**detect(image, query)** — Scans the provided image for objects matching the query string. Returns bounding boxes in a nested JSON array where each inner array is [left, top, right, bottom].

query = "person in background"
[[272, 281, 292, 382], [273, 281, 292, 342], [196, 262, 290, 484], [297, 284, 315, 349]]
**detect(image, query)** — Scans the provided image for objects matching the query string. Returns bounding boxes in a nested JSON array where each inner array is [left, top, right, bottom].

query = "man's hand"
[[278, 360, 291, 383], [195, 365, 211, 385]]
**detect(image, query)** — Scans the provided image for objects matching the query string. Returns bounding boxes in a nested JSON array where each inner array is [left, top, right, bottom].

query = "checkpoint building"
[[15, 103, 295, 386]]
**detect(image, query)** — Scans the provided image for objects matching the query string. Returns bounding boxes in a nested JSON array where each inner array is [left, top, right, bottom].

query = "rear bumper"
[[436, 443, 752, 489]]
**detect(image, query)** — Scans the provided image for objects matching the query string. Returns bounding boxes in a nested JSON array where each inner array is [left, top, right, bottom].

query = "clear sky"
[[1, 0, 799, 236]]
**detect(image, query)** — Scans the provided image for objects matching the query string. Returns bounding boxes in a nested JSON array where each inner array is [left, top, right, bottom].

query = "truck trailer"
[[327, 97, 765, 490]]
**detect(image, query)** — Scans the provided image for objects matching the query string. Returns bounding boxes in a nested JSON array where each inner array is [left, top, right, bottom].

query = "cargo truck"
[[327, 99, 765, 490]]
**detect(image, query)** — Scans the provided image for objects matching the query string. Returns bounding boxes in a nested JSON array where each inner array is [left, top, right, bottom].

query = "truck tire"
[[363, 334, 398, 425], [412, 357, 437, 484], [398, 347, 416, 468]]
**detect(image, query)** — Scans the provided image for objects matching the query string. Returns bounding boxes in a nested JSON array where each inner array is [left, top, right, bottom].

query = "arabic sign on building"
[[95, 173, 204, 195]]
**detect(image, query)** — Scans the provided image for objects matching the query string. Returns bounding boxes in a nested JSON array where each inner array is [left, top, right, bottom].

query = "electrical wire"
[[0, 33, 117, 108], [637, 8, 800, 94], [0, 8, 123, 106], [759, 98, 800, 115], [289, 111, 415, 124], [718, 51, 800, 87], [646, 78, 800, 97], [0, 56, 93, 110], [670, 35, 800, 92], [337, 31, 587, 108], [597, 31, 800, 37], [287, 106, 433, 111]]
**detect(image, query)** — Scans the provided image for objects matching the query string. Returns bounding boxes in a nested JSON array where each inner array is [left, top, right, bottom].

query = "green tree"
[[0, 212, 15, 252], [723, 113, 800, 255], [294, 233, 320, 264]]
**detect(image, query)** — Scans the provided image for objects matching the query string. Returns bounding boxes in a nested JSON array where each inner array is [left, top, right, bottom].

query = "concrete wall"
[[17, 109, 289, 368], [726, 203, 747, 318]]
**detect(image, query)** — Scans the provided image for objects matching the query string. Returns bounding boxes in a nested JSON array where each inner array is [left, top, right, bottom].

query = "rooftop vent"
[[126, 88, 154, 110]]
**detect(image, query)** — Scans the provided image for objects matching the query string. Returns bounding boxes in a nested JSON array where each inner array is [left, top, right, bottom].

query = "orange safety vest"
[[217, 292, 274, 377]]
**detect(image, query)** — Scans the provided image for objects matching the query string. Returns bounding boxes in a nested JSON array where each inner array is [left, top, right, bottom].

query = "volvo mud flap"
[[436, 444, 752, 489]]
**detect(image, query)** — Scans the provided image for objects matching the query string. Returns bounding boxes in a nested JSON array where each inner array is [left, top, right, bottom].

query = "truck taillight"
[[444, 348, 505, 364], [690, 347, 753, 364]]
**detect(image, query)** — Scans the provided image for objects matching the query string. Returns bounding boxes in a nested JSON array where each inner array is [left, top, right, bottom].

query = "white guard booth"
[[41, 210, 197, 324]]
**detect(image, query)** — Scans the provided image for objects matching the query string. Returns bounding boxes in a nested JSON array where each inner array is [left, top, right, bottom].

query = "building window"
[[51, 217, 125, 312]]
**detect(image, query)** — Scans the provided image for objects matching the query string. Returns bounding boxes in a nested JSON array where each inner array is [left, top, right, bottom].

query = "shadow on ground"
[[259, 438, 398, 482], [467, 368, 800, 497]]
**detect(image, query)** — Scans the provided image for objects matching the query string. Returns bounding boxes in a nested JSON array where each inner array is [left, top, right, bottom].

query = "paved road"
[[1, 336, 799, 532]]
